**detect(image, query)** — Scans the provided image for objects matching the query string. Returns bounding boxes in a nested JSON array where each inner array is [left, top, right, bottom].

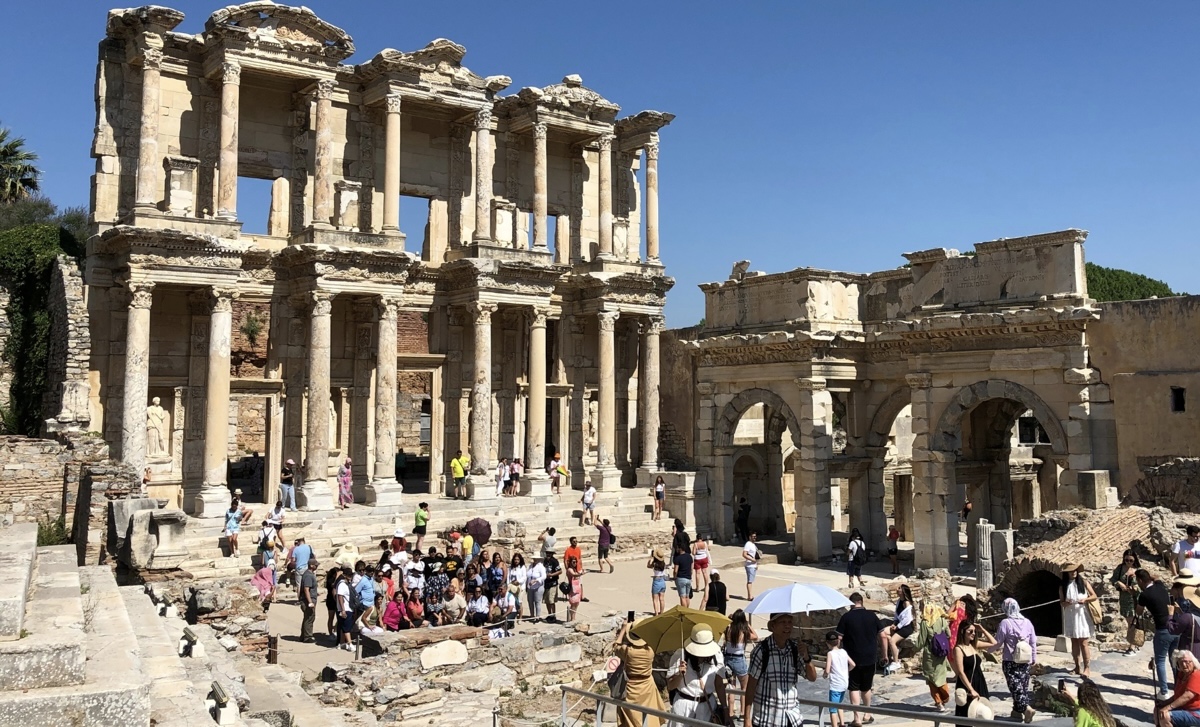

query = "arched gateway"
[[686, 230, 1107, 568]]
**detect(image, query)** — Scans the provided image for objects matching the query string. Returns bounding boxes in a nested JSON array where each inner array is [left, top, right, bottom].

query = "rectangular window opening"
[[237, 176, 277, 236], [1172, 386, 1187, 413], [400, 196, 431, 259], [547, 214, 558, 258]]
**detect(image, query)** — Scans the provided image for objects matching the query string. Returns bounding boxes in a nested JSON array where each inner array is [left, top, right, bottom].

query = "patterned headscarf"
[[1003, 597, 1027, 620]]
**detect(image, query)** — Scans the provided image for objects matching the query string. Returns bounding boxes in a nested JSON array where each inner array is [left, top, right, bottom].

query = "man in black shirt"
[[1138, 569, 1176, 699], [543, 550, 562, 623], [704, 569, 728, 615], [836, 592, 883, 725], [672, 544, 693, 608]]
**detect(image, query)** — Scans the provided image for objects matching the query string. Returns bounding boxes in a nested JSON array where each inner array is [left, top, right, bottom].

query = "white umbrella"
[[744, 583, 853, 615]]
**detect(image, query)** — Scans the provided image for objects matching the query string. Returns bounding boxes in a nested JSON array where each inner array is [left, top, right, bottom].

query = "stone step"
[[257, 664, 358, 727], [0, 567, 151, 725], [119, 586, 213, 727], [0, 546, 85, 691], [0, 522, 37, 641]]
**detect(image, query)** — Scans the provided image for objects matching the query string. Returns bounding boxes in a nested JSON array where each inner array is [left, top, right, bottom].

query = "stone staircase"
[[177, 490, 677, 579], [0, 523, 151, 725]]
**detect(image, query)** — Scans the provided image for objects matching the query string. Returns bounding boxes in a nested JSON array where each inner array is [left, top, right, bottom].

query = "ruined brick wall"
[[398, 371, 431, 453], [0, 436, 71, 526], [398, 311, 429, 353], [1131, 457, 1200, 512], [231, 300, 270, 378], [43, 257, 91, 431]]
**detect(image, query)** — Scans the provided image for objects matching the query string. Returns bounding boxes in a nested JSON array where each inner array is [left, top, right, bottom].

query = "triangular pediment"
[[204, 1, 354, 60]]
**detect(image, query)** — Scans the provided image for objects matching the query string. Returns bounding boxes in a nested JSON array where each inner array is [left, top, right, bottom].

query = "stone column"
[[644, 139, 660, 262], [216, 61, 241, 220], [382, 93, 402, 235], [639, 315, 664, 470], [196, 288, 236, 518], [976, 519, 996, 590], [522, 307, 551, 494], [311, 79, 336, 229], [908, 372, 958, 569], [121, 281, 155, 472], [472, 108, 493, 242], [469, 302, 497, 478], [300, 291, 335, 510], [590, 310, 622, 489], [532, 123, 549, 251], [597, 134, 614, 258], [367, 296, 403, 506], [134, 48, 164, 214], [795, 376, 833, 561]]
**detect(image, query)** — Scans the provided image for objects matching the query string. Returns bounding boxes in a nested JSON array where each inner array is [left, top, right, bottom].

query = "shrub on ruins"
[[0, 222, 83, 435], [1086, 262, 1178, 302]]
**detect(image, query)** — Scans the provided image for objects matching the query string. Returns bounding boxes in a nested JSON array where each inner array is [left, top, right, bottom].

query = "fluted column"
[[590, 309, 620, 489], [639, 315, 664, 469], [523, 307, 551, 494], [311, 79, 335, 229], [597, 134, 614, 258], [216, 61, 240, 220], [300, 291, 335, 510], [121, 281, 155, 473], [645, 138, 660, 262], [472, 108, 494, 242], [197, 288, 236, 517], [134, 48, 163, 214], [532, 123, 548, 251], [469, 302, 497, 478], [368, 296, 403, 506], [382, 93, 402, 234]]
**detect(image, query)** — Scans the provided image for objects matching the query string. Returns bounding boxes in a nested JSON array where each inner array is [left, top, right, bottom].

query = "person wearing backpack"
[[744, 612, 816, 727], [335, 567, 355, 651], [915, 602, 952, 712], [991, 597, 1038, 723], [846, 528, 867, 589]]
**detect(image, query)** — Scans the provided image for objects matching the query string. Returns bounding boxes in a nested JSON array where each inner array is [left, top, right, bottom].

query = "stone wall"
[[230, 300, 269, 378], [0, 436, 72, 526], [398, 311, 429, 354], [658, 325, 700, 468], [398, 370, 431, 453], [1131, 458, 1200, 512], [1089, 295, 1200, 493]]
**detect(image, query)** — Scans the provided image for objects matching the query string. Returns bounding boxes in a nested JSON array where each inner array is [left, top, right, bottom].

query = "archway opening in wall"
[[727, 402, 792, 539], [945, 383, 1067, 565], [865, 390, 915, 556], [1009, 570, 1064, 637]]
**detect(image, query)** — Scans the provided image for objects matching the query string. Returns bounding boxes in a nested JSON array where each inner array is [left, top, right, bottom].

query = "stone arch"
[[731, 447, 766, 474], [866, 386, 913, 449], [715, 387, 801, 450], [931, 379, 1068, 456]]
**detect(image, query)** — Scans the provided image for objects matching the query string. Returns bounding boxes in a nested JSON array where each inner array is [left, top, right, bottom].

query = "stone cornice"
[[92, 225, 249, 264], [106, 6, 185, 40], [275, 244, 419, 287]]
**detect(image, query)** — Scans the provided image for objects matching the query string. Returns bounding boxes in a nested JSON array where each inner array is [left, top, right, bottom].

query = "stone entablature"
[[85, 3, 675, 516]]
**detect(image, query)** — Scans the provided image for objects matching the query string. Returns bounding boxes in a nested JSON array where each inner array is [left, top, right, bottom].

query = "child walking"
[[824, 631, 856, 727]]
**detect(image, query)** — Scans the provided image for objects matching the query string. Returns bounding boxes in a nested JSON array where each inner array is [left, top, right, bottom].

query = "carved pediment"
[[204, 2, 354, 60], [106, 5, 185, 39], [539, 75, 620, 118], [357, 41, 510, 93]]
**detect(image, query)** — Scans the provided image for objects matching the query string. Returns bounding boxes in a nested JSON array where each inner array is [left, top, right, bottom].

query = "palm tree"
[[0, 125, 40, 203]]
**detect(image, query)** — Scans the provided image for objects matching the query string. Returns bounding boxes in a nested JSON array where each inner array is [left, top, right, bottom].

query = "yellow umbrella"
[[631, 606, 732, 653]]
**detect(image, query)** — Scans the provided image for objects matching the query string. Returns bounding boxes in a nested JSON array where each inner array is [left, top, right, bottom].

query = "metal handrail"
[[560, 684, 1010, 727]]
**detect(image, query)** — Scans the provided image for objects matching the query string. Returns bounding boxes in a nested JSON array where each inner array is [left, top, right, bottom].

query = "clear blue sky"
[[4, 1, 1200, 326]]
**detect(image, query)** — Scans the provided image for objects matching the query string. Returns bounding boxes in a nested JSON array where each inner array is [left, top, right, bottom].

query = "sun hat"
[[508, 582, 520, 595], [967, 697, 995, 721], [393, 528, 406, 539], [1060, 563, 1080, 574], [652, 547, 666, 560], [233, 488, 243, 496], [1178, 569, 1200, 587], [684, 625, 721, 658]]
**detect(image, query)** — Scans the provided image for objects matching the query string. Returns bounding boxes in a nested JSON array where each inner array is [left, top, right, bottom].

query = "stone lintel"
[[902, 248, 959, 265], [973, 228, 1088, 255]]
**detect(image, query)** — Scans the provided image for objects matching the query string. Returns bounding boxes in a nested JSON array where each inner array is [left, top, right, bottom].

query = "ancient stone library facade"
[[84, 3, 673, 517], [662, 230, 1200, 569]]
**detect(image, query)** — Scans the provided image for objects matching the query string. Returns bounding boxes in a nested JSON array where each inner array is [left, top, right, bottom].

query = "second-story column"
[[590, 309, 620, 488], [382, 93, 402, 235], [645, 138, 660, 262], [216, 61, 240, 220], [472, 108, 494, 242], [368, 296, 403, 506], [469, 302, 497, 483], [639, 315, 664, 470], [311, 79, 335, 229], [197, 287, 236, 517], [121, 281, 155, 474], [300, 291, 335, 510], [532, 122, 549, 251], [522, 307, 551, 494], [597, 134, 614, 258], [134, 47, 163, 214]]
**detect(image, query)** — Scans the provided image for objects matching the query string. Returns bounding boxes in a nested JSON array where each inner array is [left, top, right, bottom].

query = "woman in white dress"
[[666, 624, 728, 727], [1059, 563, 1098, 677]]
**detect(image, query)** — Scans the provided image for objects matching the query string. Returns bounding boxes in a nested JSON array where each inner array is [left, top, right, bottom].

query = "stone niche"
[[144, 389, 179, 478]]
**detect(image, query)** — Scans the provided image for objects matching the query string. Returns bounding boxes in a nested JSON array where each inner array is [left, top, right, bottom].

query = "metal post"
[[267, 635, 278, 664], [560, 687, 567, 727]]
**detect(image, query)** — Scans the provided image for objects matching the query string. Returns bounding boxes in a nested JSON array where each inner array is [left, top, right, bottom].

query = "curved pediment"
[[204, 1, 354, 60]]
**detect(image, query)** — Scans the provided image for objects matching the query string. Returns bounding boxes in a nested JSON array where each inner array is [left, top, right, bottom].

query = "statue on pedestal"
[[146, 397, 169, 458]]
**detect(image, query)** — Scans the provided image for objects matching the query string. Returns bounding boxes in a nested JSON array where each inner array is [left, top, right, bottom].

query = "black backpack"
[[851, 539, 867, 566], [346, 580, 362, 611], [755, 637, 801, 679]]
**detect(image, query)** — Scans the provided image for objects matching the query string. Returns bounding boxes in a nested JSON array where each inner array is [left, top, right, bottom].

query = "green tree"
[[1085, 262, 1177, 302], [0, 126, 40, 202], [0, 197, 87, 244]]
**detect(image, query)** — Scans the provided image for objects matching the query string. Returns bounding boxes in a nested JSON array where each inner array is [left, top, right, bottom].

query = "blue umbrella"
[[744, 582, 852, 615]]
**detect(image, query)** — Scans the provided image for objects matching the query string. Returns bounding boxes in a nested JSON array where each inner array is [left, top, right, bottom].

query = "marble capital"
[[221, 61, 241, 85], [597, 310, 619, 332], [645, 141, 660, 161], [127, 281, 155, 310], [385, 93, 402, 113], [142, 47, 163, 70], [533, 122, 547, 140], [906, 372, 933, 390], [474, 107, 492, 129], [306, 290, 334, 316], [466, 301, 498, 322], [315, 78, 336, 100]]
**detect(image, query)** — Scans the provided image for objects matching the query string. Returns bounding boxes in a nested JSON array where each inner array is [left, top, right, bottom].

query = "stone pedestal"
[[1078, 470, 1117, 509]]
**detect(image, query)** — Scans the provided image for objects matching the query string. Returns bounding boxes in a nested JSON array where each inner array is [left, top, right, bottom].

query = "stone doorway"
[[1008, 569, 1064, 637]]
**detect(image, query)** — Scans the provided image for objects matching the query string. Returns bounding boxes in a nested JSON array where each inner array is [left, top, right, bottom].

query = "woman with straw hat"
[[1059, 563, 1097, 677], [612, 620, 665, 727], [666, 624, 728, 727], [647, 547, 668, 615]]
